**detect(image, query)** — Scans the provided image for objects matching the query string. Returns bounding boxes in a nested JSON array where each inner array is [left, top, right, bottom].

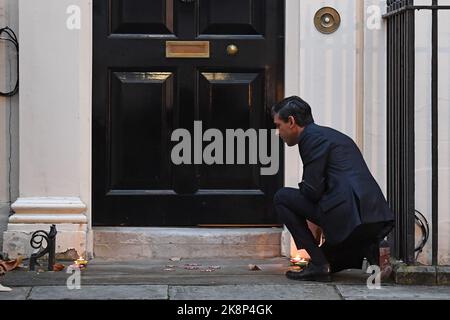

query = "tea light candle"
[[74, 257, 88, 269], [290, 256, 308, 267], [290, 255, 301, 263]]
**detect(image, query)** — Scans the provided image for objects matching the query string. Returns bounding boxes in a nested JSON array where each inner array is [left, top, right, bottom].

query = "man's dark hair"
[[271, 96, 314, 127]]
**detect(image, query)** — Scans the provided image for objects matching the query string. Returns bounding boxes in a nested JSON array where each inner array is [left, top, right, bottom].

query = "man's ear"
[[288, 116, 296, 128]]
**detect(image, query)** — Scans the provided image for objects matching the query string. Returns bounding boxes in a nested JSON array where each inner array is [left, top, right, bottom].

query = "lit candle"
[[290, 255, 308, 267], [74, 257, 88, 269]]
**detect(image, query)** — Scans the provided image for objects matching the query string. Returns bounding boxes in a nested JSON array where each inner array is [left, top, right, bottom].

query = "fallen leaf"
[[0, 256, 24, 273], [53, 263, 65, 272], [248, 264, 261, 271]]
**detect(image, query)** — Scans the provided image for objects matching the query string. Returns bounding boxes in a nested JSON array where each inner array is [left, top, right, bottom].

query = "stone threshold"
[[93, 227, 283, 260], [392, 262, 450, 285]]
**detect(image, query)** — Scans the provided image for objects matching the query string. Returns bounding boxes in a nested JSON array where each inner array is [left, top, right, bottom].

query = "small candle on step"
[[290, 255, 308, 267], [74, 257, 88, 269]]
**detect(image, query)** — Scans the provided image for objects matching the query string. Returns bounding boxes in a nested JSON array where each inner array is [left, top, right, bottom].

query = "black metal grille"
[[384, 0, 448, 265]]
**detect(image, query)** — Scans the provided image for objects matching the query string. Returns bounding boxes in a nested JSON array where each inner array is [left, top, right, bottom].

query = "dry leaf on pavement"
[[53, 263, 65, 272], [248, 264, 261, 271], [0, 256, 24, 274]]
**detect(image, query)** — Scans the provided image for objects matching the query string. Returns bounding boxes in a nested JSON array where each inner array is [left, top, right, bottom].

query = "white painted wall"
[[2, 0, 91, 259], [17, 0, 91, 215], [363, 0, 387, 195], [285, 0, 360, 186], [299, 0, 358, 139], [19, 0, 80, 197], [0, 0, 19, 252], [284, 0, 361, 257]]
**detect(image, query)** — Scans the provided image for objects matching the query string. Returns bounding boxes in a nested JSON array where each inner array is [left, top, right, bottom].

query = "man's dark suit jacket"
[[298, 122, 395, 245]]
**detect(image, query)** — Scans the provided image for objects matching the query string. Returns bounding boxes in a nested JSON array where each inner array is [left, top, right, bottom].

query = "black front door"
[[93, 0, 285, 226]]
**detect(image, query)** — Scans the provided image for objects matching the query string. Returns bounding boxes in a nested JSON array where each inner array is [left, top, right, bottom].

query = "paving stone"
[[29, 285, 168, 300], [337, 284, 450, 300], [2, 258, 371, 286], [0, 287, 32, 300], [169, 284, 341, 300], [2, 258, 449, 300]]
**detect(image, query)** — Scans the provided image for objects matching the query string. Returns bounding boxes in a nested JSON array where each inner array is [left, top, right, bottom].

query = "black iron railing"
[[29, 225, 57, 271], [383, 0, 448, 265]]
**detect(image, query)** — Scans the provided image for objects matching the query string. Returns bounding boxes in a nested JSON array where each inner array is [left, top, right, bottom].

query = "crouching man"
[[272, 96, 394, 282]]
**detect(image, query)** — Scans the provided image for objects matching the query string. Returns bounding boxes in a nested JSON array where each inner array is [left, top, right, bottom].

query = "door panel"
[[198, 72, 263, 190], [93, 0, 284, 226], [110, 0, 175, 35], [109, 71, 174, 190], [198, 0, 265, 35]]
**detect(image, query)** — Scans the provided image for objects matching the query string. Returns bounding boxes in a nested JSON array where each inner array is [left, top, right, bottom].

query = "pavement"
[[1, 257, 450, 300]]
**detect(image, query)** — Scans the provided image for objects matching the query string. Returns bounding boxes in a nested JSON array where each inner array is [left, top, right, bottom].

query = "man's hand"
[[307, 220, 324, 244]]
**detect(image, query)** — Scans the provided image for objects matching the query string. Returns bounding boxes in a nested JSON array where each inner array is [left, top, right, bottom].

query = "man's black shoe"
[[285, 263, 332, 282]]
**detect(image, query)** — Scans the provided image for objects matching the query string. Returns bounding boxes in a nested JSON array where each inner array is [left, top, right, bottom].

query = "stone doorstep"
[[392, 262, 450, 285], [93, 227, 283, 260]]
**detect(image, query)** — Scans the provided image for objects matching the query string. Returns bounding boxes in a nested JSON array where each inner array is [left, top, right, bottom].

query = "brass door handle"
[[226, 44, 239, 56]]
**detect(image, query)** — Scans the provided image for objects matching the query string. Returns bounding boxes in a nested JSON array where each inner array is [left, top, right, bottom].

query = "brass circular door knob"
[[314, 7, 341, 34], [226, 44, 239, 56]]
